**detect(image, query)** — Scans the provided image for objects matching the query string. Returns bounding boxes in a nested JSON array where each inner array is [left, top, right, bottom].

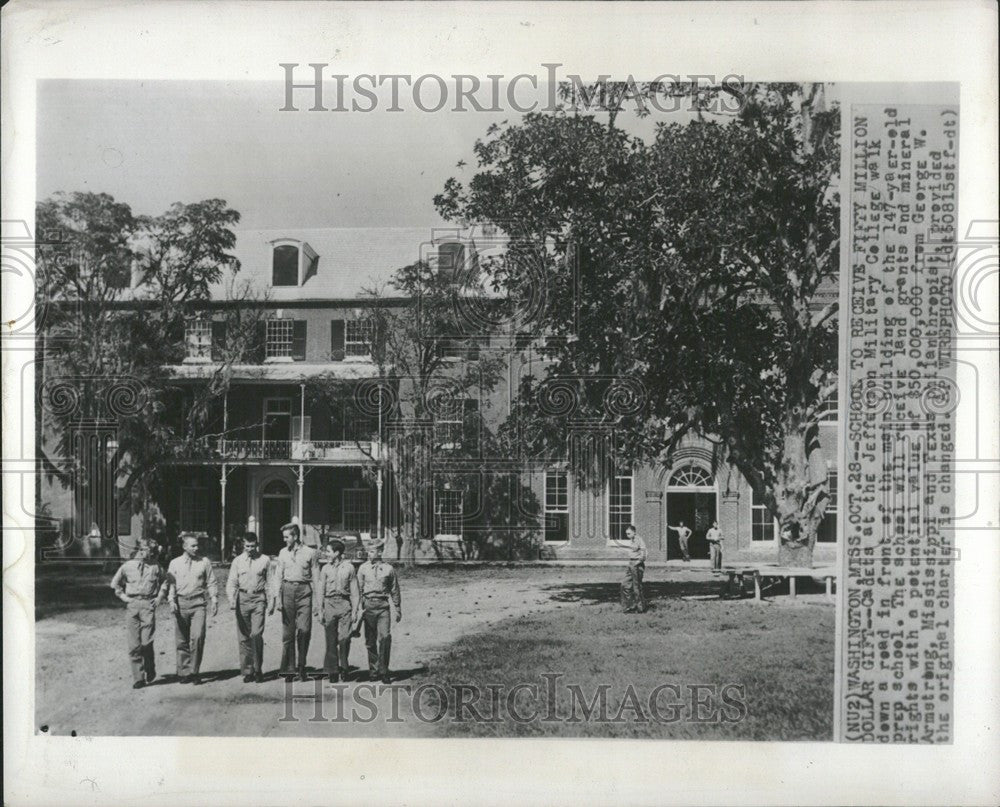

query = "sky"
[[36, 79, 685, 230]]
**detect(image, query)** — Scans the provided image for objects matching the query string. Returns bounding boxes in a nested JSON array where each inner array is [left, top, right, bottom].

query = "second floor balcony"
[[168, 437, 379, 465]]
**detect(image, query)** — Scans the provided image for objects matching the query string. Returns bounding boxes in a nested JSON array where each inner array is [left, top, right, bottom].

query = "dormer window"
[[271, 239, 319, 287], [272, 244, 299, 286]]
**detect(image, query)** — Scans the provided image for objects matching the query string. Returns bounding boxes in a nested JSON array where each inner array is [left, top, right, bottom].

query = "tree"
[[435, 82, 839, 566], [307, 256, 507, 564], [36, 191, 264, 556]]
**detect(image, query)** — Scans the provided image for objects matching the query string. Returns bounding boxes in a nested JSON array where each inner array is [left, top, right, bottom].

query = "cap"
[[281, 522, 299, 534], [367, 537, 386, 550]]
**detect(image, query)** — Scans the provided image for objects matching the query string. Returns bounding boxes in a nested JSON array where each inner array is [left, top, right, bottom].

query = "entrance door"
[[666, 491, 716, 559], [260, 479, 292, 555]]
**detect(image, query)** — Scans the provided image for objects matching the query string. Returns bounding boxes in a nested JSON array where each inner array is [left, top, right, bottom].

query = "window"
[[608, 470, 633, 542], [669, 464, 714, 487], [185, 318, 212, 361], [817, 389, 839, 423], [272, 244, 299, 286], [751, 502, 776, 542], [434, 399, 478, 451], [266, 319, 306, 360], [263, 398, 292, 442], [345, 317, 373, 357], [818, 469, 838, 543], [434, 488, 464, 540], [179, 486, 209, 533], [342, 489, 371, 532], [544, 470, 569, 543]]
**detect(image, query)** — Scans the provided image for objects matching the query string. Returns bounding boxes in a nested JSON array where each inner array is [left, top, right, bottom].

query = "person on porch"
[[273, 522, 320, 682]]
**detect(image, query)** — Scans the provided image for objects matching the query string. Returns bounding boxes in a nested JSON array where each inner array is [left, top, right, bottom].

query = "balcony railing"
[[215, 439, 378, 462]]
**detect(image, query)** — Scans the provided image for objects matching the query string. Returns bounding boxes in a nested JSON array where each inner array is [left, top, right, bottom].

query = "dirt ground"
[[34, 563, 834, 737]]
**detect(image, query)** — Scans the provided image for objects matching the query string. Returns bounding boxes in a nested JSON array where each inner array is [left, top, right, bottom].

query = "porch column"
[[220, 463, 228, 560], [297, 463, 305, 537], [377, 466, 383, 543]]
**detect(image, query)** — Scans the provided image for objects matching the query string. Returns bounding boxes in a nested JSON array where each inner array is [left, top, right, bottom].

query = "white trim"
[[605, 469, 635, 546], [433, 487, 464, 541], [749, 488, 779, 543], [543, 469, 570, 544]]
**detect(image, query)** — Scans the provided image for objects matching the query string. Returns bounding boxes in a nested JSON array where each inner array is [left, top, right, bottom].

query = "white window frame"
[[606, 469, 634, 546], [342, 488, 371, 533], [184, 317, 212, 362], [750, 490, 778, 543], [817, 388, 839, 424], [434, 488, 464, 541], [271, 240, 301, 287], [818, 469, 838, 543], [265, 318, 294, 361], [344, 315, 373, 359], [434, 401, 464, 451], [543, 470, 569, 544]]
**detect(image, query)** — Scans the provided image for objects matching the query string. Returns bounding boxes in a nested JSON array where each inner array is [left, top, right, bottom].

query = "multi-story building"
[[38, 226, 839, 564]]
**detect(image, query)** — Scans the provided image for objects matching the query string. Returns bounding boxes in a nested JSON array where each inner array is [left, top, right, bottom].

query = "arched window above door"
[[668, 464, 714, 487], [262, 479, 291, 496]]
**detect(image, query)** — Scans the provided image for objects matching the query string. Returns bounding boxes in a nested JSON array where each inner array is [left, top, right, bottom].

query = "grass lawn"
[[417, 590, 835, 740]]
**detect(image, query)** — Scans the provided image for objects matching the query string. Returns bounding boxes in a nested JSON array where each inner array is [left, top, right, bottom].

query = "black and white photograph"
[[3, 2, 998, 806]]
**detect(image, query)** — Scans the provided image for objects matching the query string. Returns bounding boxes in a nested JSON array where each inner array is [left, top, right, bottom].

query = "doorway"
[[665, 463, 717, 560], [260, 479, 292, 555]]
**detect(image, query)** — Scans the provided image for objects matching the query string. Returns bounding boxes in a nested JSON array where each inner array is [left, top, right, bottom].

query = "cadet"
[[317, 539, 360, 683], [613, 524, 648, 613], [165, 534, 219, 685], [273, 522, 319, 681], [668, 520, 692, 562], [110, 540, 167, 689], [225, 532, 272, 683], [706, 520, 723, 571], [357, 538, 401, 684]]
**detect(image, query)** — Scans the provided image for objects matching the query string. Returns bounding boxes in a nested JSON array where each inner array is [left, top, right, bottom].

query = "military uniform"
[[274, 540, 319, 676], [357, 548, 401, 681], [706, 526, 723, 570], [225, 549, 272, 679], [110, 557, 165, 686], [317, 556, 360, 679], [165, 553, 219, 681], [620, 534, 648, 613]]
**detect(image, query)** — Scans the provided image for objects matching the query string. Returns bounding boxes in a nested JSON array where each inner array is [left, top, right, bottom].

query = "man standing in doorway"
[[318, 539, 360, 683], [612, 524, 647, 613], [225, 532, 272, 683], [668, 520, 693, 562], [357, 537, 401, 684], [706, 520, 723, 571], [110, 540, 167, 689], [274, 522, 319, 681], [165, 534, 219, 685]]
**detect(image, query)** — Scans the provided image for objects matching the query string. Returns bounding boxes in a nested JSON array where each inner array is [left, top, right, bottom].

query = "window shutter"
[[116, 487, 132, 536], [252, 320, 267, 363], [210, 320, 227, 362], [291, 320, 307, 361], [331, 319, 346, 361]]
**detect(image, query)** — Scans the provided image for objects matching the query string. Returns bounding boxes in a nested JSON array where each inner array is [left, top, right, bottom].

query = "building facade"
[[38, 226, 839, 565]]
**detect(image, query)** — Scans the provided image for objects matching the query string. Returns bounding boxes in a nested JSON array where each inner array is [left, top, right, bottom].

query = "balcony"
[[215, 439, 379, 464]]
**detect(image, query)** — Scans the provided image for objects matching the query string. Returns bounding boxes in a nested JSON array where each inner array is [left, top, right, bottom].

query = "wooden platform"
[[716, 564, 838, 601]]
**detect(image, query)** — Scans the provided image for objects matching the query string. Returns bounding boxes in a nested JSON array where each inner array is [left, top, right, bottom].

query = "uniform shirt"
[[318, 559, 360, 608], [626, 535, 647, 563], [357, 560, 401, 609], [226, 552, 272, 601], [110, 558, 164, 598], [706, 527, 721, 544], [673, 525, 692, 541], [166, 554, 218, 604], [274, 543, 319, 586]]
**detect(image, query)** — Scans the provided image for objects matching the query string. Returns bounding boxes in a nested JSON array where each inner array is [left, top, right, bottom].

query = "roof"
[[209, 227, 483, 303]]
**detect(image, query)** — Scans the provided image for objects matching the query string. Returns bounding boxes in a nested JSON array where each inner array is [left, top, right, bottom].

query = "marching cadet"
[[165, 534, 219, 685], [273, 522, 319, 681], [317, 539, 360, 683], [225, 532, 272, 684], [357, 537, 401, 684], [110, 540, 167, 689]]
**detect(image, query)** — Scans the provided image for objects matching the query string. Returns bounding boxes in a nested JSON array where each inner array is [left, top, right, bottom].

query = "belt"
[[325, 592, 351, 599], [282, 580, 311, 587], [363, 593, 389, 600], [239, 588, 266, 595], [129, 594, 156, 600]]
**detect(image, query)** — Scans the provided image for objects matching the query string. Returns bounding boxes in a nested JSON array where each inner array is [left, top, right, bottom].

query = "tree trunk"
[[772, 425, 827, 569]]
